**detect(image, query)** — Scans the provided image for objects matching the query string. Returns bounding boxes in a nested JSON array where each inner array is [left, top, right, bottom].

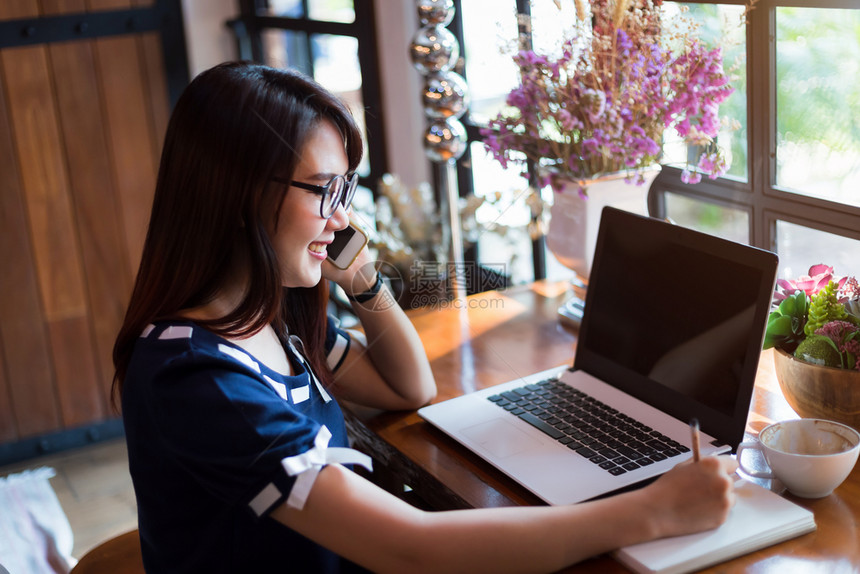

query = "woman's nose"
[[327, 202, 349, 230]]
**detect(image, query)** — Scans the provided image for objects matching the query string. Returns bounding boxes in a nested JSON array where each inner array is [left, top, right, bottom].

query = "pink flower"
[[815, 320, 858, 345], [774, 264, 849, 303], [814, 321, 860, 370], [696, 152, 728, 180], [681, 169, 702, 184]]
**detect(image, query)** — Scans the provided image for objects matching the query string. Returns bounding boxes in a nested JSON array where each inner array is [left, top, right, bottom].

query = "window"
[[229, 0, 387, 212], [455, 0, 860, 284]]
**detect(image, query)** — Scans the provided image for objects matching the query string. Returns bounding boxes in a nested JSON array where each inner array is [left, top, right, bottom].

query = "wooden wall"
[[0, 0, 169, 443]]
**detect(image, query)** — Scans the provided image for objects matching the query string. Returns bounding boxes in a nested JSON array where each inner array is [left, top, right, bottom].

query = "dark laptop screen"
[[574, 207, 778, 449]]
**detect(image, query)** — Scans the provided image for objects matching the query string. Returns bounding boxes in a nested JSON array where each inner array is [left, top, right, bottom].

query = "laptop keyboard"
[[488, 378, 690, 476]]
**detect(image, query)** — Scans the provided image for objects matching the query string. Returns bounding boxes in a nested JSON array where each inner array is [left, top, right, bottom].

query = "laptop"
[[418, 207, 779, 505]]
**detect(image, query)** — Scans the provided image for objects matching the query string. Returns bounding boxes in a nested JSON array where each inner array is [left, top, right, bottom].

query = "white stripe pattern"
[[159, 326, 194, 340], [325, 331, 349, 371], [217, 344, 261, 373], [288, 335, 331, 403], [263, 375, 289, 401], [248, 482, 282, 517], [290, 385, 310, 404], [280, 426, 373, 510]]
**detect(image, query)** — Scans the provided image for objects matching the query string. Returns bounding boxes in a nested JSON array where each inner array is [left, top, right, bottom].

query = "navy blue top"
[[122, 318, 368, 573]]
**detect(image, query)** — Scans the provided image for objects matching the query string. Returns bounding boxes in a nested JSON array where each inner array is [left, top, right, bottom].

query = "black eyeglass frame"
[[272, 172, 359, 219]]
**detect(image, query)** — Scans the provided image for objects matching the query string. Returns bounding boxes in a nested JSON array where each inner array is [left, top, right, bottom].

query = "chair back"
[[70, 530, 144, 574]]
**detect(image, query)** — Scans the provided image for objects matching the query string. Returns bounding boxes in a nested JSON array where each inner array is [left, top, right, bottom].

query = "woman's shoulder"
[[129, 320, 266, 384], [134, 319, 220, 355], [129, 320, 310, 393]]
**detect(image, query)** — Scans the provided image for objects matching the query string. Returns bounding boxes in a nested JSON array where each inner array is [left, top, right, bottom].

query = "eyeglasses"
[[272, 172, 359, 219]]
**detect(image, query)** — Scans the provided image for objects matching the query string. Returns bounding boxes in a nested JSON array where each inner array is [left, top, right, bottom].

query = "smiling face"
[[271, 119, 350, 288]]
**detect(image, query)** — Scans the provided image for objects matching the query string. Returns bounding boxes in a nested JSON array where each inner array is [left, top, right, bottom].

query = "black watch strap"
[[347, 273, 383, 303]]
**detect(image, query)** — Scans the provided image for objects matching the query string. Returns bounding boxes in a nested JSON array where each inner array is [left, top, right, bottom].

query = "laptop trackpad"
[[462, 418, 543, 459]]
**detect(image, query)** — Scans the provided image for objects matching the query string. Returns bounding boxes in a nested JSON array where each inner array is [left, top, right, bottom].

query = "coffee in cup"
[[737, 418, 860, 498]]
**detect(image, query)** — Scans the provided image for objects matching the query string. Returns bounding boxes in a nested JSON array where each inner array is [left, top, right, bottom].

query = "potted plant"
[[764, 264, 860, 430], [480, 0, 737, 321], [481, 0, 735, 196]]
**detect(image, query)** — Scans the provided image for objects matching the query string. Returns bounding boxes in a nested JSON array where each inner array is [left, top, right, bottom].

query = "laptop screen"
[[574, 207, 778, 449]]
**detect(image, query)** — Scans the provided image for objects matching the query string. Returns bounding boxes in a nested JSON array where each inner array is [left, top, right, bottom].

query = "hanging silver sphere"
[[422, 72, 469, 120], [423, 118, 467, 163], [416, 0, 455, 26], [409, 25, 459, 75]]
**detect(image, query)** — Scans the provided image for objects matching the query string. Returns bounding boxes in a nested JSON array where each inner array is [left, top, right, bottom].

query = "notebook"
[[614, 477, 816, 574], [418, 207, 779, 505]]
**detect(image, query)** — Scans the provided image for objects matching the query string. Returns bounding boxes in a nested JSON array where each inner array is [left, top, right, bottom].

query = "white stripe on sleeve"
[[280, 426, 373, 510]]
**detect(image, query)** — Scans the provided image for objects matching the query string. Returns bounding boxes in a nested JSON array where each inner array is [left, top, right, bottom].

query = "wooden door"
[[0, 0, 175, 450]]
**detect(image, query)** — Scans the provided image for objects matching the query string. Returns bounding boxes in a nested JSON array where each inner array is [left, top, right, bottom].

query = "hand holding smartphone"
[[327, 221, 368, 270]]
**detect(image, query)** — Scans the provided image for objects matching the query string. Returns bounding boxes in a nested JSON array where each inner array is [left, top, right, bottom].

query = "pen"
[[690, 418, 701, 462]]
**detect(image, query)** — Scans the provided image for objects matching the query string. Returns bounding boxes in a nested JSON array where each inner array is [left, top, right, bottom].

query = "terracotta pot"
[[773, 347, 860, 432]]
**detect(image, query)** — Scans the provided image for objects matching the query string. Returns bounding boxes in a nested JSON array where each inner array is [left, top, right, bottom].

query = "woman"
[[114, 62, 737, 574]]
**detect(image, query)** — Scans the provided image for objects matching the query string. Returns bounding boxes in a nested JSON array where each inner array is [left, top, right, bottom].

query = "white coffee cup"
[[737, 418, 860, 498]]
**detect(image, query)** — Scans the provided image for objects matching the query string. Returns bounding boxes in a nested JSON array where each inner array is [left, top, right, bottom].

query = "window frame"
[[229, 0, 389, 192], [453, 0, 860, 279]]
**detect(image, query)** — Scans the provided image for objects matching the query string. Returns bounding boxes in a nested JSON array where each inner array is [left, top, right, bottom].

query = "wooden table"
[[343, 281, 860, 572]]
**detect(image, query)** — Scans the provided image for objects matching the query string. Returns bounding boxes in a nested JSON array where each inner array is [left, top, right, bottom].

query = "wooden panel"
[[88, 0, 157, 275], [0, 324, 20, 442], [86, 0, 132, 10], [46, 0, 122, 411], [46, 316, 105, 425], [138, 32, 170, 162], [92, 34, 158, 275], [0, 28, 86, 321], [0, 1, 37, 20], [0, 0, 171, 441], [0, 56, 61, 437], [1, 33, 104, 427], [46, 0, 131, 405], [40, 0, 87, 16]]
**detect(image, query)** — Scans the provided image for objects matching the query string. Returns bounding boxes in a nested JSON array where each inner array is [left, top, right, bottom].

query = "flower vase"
[[546, 168, 660, 326]]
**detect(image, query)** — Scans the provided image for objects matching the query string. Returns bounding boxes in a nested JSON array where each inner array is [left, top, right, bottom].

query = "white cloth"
[[0, 467, 76, 573]]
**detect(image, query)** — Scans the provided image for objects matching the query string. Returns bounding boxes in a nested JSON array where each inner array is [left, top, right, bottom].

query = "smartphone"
[[327, 222, 368, 270]]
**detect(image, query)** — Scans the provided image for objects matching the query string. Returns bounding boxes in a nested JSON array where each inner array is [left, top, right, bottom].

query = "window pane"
[[262, 29, 311, 75], [264, 0, 303, 17], [775, 7, 860, 207], [776, 220, 860, 281], [664, 192, 749, 244], [530, 0, 577, 55], [460, 0, 519, 123], [661, 3, 748, 182], [308, 0, 354, 23], [263, 0, 355, 22], [311, 34, 370, 176], [262, 32, 369, 176], [468, 142, 544, 284]]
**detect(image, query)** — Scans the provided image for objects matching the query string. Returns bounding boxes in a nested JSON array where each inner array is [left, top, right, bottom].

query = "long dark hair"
[[112, 62, 363, 403]]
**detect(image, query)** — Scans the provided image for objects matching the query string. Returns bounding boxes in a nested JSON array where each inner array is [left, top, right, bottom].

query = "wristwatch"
[[346, 273, 383, 303]]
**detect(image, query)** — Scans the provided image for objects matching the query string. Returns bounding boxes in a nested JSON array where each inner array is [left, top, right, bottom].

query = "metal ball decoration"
[[411, 1, 468, 300], [416, 0, 455, 27], [408, 25, 459, 75], [411, 0, 469, 165], [422, 72, 469, 120], [423, 118, 468, 163]]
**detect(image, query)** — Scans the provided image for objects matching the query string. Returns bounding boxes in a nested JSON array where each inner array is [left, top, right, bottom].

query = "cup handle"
[[736, 441, 776, 479]]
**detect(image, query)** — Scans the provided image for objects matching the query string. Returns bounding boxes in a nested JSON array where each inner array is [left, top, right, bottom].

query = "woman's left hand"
[[322, 246, 378, 297]]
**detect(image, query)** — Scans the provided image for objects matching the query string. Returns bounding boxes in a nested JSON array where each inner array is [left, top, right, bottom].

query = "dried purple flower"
[[481, 0, 734, 191]]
